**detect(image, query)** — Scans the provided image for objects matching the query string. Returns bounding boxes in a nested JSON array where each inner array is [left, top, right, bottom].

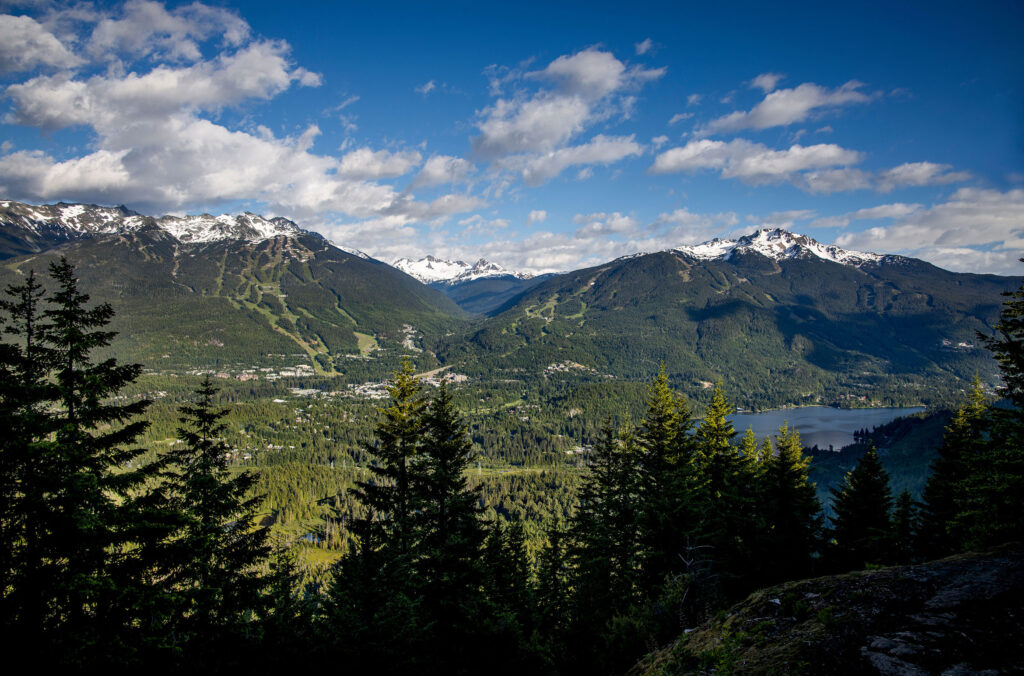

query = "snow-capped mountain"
[[673, 228, 886, 268], [0, 200, 311, 245], [393, 256, 532, 285]]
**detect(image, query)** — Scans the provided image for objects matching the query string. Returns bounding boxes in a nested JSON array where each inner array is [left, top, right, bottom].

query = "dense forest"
[[2, 257, 1022, 673]]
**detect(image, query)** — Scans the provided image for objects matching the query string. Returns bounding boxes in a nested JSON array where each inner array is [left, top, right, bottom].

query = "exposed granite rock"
[[633, 545, 1024, 675]]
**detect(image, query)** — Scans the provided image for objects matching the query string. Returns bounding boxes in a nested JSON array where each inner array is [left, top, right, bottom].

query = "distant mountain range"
[[0, 200, 463, 376], [0, 200, 1017, 406]]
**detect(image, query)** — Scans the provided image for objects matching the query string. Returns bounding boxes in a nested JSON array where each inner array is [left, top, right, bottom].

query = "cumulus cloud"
[[0, 14, 82, 73], [471, 47, 662, 185], [573, 211, 640, 237], [749, 72, 783, 93], [412, 155, 475, 187], [518, 134, 643, 185], [668, 112, 692, 124], [835, 188, 1024, 274], [876, 161, 972, 192], [87, 0, 250, 62], [651, 138, 863, 187], [812, 202, 922, 228], [698, 80, 872, 136], [527, 209, 547, 225], [0, 1, 482, 229], [338, 147, 422, 179], [635, 38, 653, 55]]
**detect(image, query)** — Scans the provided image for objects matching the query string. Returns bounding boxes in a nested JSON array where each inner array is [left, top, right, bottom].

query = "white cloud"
[[573, 211, 640, 237], [635, 38, 653, 55], [698, 80, 872, 135], [527, 209, 547, 225], [687, 93, 701, 106], [338, 147, 422, 180], [668, 112, 692, 125], [651, 138, 863, 187], [87, 0, 250, 62], [750, 72, 783, 93], [471, 47, 662, 184], [651, 135, 668, 148], [0, 3, 483, 228], [0, 14, 82, 73], [412, 155, 475, 187], [812, 202, 922, 228], [876, 161, 972, 192], [518, 134, 643, 186], [798, 168, 874, 193], [835, 188, 1024, 274], [764, 209, 815, 227], [415, 80, 436, 95], [6, 40, 318, 130]]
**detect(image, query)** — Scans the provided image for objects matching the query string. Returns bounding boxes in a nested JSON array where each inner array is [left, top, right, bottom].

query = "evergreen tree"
[[16, 258, 156, 663], [0, 271, 54, 641], [415, 381, 487, 670], [759, 424, 821, 585], [693, 384, 752, 592], [636, 366, 696, 591], [321, 359, 427, 671], [891, 490, 919, 565], [918, 379, 987, 558], [828, 446, 893, 572], [960, 278, 1024, 548], [160, 376, 270, 660]]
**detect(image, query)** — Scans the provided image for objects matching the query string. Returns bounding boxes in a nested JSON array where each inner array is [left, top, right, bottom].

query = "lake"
[[728, 406, 926, 451]]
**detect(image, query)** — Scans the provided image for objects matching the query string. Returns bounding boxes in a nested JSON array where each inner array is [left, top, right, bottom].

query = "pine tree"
[[694, 384, 752, 592], [759, 424, 822, 584], [321, 359, 427, 670], [350, 358, 425, 557], [30, 258, 155, 662], [891, 490, 918, 565], [960, 278, 1024, 548], [415, 381, 487, 669], [160, 376, 270, 659], [636, 366, 696, 590], [917, 379, 987, 558], [828, 446, 893, 572], [0, 271, 54, 641]]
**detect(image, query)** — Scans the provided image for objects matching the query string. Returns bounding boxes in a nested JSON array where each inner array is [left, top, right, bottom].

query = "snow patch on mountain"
[[155, 212, 303, 243], [0, 201, 378, 255], [393, 256, 532, 284], [673, 228, 883, 267]]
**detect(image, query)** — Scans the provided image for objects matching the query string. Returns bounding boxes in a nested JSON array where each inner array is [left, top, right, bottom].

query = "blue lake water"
[[728, 406, 925, 451]]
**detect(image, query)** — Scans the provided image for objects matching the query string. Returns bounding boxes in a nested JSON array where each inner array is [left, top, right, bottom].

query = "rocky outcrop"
[[633, 545, 1024, 675]]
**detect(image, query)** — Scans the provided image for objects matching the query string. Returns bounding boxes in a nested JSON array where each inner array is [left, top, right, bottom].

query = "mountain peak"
[[674, 228, 883, 267], [393, 255, 531, 284]]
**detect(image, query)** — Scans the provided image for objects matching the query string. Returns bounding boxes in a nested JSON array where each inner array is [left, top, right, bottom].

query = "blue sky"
[[0, 0, 1021, 273]]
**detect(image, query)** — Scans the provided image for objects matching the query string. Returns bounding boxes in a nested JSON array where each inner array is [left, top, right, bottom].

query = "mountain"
[[633, 544, 1024, 675], [439, 229, 1018, 408], [393, 255, 532, 284], [0, 201, 465, 377], [392, 255, 546, 315]]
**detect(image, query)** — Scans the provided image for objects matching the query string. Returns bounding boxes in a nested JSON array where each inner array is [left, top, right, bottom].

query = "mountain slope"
[[439, 231, 1017, 408], [0, 202, 466, 377], [633, 545, 1024, 675]]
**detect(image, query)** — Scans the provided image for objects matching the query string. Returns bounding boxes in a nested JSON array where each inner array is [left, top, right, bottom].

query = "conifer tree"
[[636, 366, 696, 590], [321, 359, 427, 670], [161, 376, 270, 657], [0, 271, 54, 640], [828, 446, 893, 572], [28, 258, 155, 662], [918, 379, 987, 558], [891, 490, 918, 565], [961, 278, 1024, 548], [415, 381, 487, 668], [759, 424, 822, 584], [694, 384, 752, 591]]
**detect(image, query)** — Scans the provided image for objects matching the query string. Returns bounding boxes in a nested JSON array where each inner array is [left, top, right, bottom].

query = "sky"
[[0, 0, 1022, 274]]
